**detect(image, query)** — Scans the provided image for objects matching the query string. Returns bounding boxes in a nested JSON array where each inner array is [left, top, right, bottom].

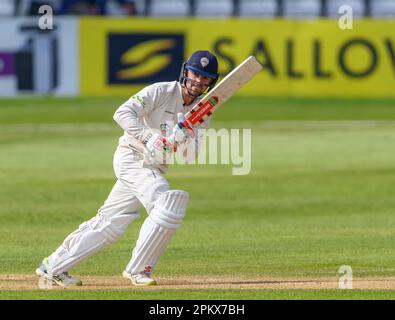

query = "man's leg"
[[121, 168, 189, 285], [39, 179, 142, 282], [123, 190, 189, 285]]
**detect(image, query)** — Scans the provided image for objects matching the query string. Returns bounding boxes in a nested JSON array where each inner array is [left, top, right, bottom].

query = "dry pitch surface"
[[1, 274, 395, 290]]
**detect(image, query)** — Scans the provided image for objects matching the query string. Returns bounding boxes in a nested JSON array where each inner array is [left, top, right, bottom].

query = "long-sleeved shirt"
[[113, 81, 206, 172]]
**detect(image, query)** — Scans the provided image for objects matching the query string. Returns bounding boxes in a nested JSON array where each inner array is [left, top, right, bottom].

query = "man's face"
[[184, 69, 213, 97]]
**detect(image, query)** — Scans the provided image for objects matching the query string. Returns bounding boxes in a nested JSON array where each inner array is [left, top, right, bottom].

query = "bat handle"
[[181, 120, 193, 131]]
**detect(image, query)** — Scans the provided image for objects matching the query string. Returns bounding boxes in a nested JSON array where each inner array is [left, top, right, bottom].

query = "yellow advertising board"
[[80, 18, 395, 97]]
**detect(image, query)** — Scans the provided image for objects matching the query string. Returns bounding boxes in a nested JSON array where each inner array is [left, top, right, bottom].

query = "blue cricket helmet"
[[179, 50, 219, 91]]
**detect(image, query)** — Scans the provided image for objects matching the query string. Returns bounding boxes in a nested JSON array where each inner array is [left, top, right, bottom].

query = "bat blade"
[[185, 56, 263, 126]]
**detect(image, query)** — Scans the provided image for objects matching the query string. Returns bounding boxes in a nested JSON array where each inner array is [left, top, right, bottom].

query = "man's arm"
[[113, 86, 157, 144], [114, 85, 173, 165]]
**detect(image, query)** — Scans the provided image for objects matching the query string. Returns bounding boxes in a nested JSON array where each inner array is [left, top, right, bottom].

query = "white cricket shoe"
[[122, 270, 157, 286], [35, 257, 82, 287]]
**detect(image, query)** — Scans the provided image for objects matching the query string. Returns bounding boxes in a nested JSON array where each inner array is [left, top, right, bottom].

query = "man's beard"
[[184, 80, 206, 98]]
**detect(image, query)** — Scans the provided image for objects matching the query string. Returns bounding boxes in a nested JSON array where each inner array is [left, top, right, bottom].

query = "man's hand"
[[169, 113, 195, 147], [144, 133, 173, 165]]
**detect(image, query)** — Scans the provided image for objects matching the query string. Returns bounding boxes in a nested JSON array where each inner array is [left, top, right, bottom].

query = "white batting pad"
[[125, 190, 189, 275], [49, 212, 139, 274]]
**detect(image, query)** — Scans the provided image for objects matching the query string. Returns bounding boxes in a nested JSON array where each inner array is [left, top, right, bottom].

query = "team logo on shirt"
[[108, 33, 184, 84], [131, 95, 146, 108], [160, 123, 171, 136]]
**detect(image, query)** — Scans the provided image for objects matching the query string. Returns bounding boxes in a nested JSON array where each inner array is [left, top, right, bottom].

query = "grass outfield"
[[2, 96, 395, 124], [1, 96, 395, 299]]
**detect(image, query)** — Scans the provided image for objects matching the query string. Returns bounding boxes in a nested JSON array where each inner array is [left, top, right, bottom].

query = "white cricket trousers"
[[47, 146, 170, 274]]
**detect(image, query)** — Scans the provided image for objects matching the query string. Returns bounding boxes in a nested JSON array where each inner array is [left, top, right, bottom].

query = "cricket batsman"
[[35, 50, 219, 286]]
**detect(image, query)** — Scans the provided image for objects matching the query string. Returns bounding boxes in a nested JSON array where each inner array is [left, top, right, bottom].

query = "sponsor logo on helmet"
[[200, 57, 209, 67]]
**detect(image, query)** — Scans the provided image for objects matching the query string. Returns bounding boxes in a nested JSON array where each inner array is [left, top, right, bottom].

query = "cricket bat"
[[168, 56, 262, 148], [185, 55, 263, 127]]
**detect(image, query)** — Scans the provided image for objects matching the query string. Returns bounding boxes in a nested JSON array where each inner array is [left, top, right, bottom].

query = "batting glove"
[[168, 113, 195, 147], [144, 133, 173, 165]]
